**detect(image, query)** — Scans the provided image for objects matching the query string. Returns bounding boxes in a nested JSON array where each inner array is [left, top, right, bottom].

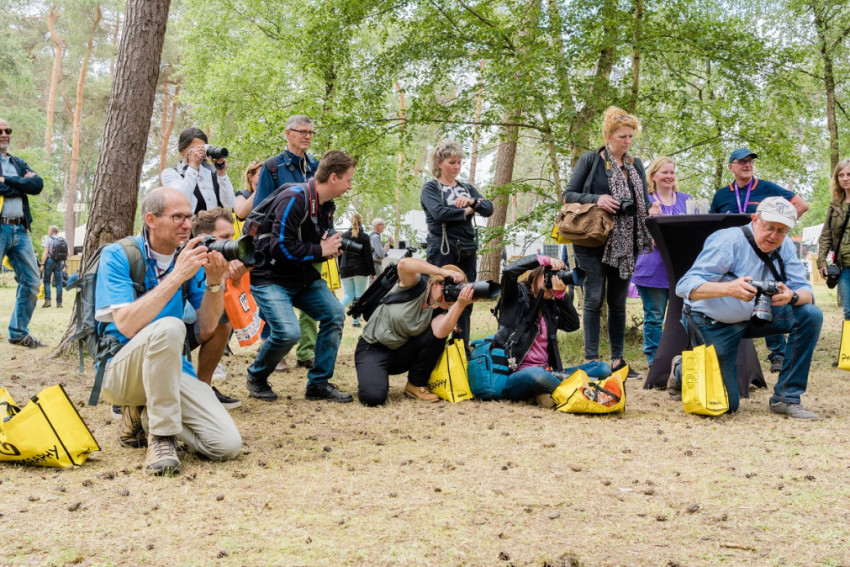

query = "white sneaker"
[[212, 363, 227, 384]]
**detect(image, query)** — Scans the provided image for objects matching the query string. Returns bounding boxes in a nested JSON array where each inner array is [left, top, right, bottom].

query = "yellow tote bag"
[[838, 321, 850, 370], [0, 385, 100, 468], [319, 259, 341, 291], [681, 344, 729, 416], [427, 339, 473, 403], [552, 366, 627, 414]]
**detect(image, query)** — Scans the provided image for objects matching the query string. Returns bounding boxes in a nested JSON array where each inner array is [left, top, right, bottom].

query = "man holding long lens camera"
[[161, 126, 236, 214], [675, 197, 822, 419]]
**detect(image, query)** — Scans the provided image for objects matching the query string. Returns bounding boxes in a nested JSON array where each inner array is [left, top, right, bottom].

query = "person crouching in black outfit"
[[355, 258, 474, 406]]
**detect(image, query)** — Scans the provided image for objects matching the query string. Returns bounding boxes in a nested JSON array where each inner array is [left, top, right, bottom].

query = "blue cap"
[[729, 148, 758, 163]]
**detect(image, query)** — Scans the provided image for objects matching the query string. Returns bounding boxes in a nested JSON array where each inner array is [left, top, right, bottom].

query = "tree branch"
[[457, 0, 516, 51]]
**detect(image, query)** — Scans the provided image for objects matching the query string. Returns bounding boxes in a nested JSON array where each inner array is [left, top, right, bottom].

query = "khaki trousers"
[[102, 317, 241, 460]]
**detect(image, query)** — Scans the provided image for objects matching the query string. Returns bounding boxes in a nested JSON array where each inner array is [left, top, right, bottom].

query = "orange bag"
[[223, 272, 264, 346]]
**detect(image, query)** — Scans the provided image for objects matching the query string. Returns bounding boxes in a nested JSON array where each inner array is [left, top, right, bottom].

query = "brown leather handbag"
[[554, 202, 614, 247]]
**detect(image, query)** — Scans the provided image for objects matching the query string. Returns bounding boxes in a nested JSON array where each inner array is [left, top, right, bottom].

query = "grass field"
[[1, 276, 849, 566]]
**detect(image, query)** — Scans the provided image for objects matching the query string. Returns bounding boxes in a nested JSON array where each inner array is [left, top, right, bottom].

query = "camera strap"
[[740, 226, 786, 282]]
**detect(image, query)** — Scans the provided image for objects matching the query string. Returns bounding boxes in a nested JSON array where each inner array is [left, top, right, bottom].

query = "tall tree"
[[44, 5, 64, 156]]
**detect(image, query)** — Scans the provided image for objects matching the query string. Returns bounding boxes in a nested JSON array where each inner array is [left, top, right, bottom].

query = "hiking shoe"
[[832, 360, 839, 368], [403, 382, 439, 403], [246, 377, 278, 401], [612, 360, 641, 380], [118, 405, 147, 449], [667, 355, 683, 401], [212, 363, 227, 384], [56, 301, 62, 308], [212, 386, 242, 410], [274, 359, 289, 372], [306, 382, 353, 403], [111, 405, 123, 419], [769, 401, 818, 420], [144, 435, 180, 476], [9, 334, 46, 348], [42, 299, 51, 308], [535, 393, 555, 409], [769, 358, 783, 373], [296, 358, 314, 369]]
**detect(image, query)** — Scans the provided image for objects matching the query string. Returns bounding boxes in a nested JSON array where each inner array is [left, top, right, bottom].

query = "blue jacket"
[[0, 154, 44, 231], [253, 150, 319, 209]]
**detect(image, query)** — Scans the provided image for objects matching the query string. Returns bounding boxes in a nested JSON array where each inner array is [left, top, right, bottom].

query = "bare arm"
[[396, 257, 466, 288], [790, 195, 809, 218], [431, 285, 475, 339]]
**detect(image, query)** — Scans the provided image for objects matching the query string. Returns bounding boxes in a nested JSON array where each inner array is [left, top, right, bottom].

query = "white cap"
[[756, 197, 797, 229]]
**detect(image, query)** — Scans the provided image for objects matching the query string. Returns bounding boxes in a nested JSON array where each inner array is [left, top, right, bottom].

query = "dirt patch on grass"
[[1, 287, 849, 565]]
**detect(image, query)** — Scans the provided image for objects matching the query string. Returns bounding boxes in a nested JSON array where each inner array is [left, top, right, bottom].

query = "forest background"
[[2, 0, 849, 281]]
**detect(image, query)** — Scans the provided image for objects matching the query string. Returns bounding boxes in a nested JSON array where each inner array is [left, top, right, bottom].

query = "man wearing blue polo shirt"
[[676, 197, 821, 419], [96, 187, 241, 476], [709, 148, 810, 374]]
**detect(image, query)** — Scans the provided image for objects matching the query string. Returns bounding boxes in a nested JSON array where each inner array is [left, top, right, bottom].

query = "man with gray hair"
[[41, 225, 66, 308], [253, 115, 321, 370], [95, 187, 241, 475], [370, 218, 392, 275], [0, 117, 45, 348], [674, 197, 822, 419]]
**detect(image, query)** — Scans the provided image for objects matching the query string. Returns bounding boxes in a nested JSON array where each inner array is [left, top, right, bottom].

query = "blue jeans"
[[339, 275, 370, 323], [636, 286, 668, 366], [837, 267, 850, 319], [43, 257, 63, 303], [0, 224, 40, 341], [574, 246, 629, 361], [683, 304, 822, 413], [248, 279, 344, 386], [501, 361, 612, 401]]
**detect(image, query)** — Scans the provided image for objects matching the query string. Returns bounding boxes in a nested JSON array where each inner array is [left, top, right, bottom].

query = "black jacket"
[[338, 228, 375, 278], [562, 148, 649, 207], [420, 179, 493, 249], [251, 182, 335, 288], [492, 255, 580, 372], [0, 154, 44, 231]]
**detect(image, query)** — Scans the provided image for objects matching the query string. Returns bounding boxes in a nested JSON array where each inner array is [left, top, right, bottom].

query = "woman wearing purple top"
[[632, 157, 692, 366]]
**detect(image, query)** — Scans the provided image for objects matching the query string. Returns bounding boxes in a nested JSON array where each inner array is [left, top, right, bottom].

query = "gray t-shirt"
[[361, 280, 432, 349], [0, 155, 24, 218]]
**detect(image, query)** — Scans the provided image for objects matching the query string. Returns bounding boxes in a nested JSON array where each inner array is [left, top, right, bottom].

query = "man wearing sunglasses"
[[709, 148, 810, 374], [675, 197, 822, 419], [95, 187, 241, 476], [0, 119, 46, 348]]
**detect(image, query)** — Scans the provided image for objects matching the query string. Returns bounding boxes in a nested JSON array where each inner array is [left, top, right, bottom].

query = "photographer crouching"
[[355, 258, 475, 406], [489, 255, 612, 407], [674, 197, 822, 418]]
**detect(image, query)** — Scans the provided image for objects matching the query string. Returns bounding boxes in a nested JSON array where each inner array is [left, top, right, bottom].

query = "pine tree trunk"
[[44, 5, 63, 157], [159, 82, 180, 178], [64, 6, 102, 252], [478, 122, 519, 282], [812, 5, 841, 171], [467, 59, 485, 186], [53, 0, 173, 357]]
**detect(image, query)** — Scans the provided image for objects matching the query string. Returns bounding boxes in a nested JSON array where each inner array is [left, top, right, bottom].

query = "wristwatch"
[[207, 282, 224, 293], [790, 291, 799, 305]]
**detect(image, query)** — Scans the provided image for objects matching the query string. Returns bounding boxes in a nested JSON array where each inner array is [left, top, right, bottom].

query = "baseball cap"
[[729, 148, 758, 163], [756, 197, 797, 229]]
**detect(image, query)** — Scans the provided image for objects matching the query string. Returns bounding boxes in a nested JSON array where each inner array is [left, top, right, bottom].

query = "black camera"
[[180, 234, 265, 267], [544, 266, 586, 288], [205, 145, 229, 169], [827, 264, 840, 289], [617, 199, 636, 216], [750, 279, 779, 325], [327, 229, 364, 255], [441, 277, 502, 303]]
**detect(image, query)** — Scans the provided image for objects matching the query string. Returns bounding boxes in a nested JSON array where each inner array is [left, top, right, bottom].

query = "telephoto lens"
[[339, 238, 364, 255], [441, 279, 502, 303], [544, 267, 587, 288], [199, 235, 265, 267], [205, 145, 229, 160]]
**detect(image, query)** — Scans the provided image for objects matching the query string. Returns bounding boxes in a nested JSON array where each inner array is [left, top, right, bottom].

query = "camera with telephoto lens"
[[205, 145, 229, 169], [544, 266, 587, 288], [826, 264, 840, 289], [441, 276, 502, 303], [617, 198, 636, 216], [326, 228, 364, 255], [178, 234, 265, 267], [750, 279, 779, 325]]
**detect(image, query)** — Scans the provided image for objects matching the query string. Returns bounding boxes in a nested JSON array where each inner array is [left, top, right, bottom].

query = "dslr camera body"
[[177, 234, 264, 267], [326, 228, 364, 255], [204, 145, 229, 170], [750, 279, 779, 325], [441, 276, 502, 303], [617, 199, 637, 217], [543, 266, 586, 288], [826, 264, 841, 289]]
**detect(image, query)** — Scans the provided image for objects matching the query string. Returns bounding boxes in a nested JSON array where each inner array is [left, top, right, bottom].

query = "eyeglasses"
[[289, 128, 316, 137], [155, 213, 195, 225], [757, 218, 790, 237], [733, 159, 755, 165], [0, 128, 12, 135]]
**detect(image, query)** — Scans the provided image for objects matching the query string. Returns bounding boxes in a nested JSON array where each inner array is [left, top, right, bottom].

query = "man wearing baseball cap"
[[673, 197, 822, 419], [709, 148, 810, 374]]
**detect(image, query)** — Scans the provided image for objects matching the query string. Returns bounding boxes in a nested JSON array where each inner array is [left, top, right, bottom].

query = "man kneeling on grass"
[[355, 257, 474, 406], [96, 188, 241, 475]]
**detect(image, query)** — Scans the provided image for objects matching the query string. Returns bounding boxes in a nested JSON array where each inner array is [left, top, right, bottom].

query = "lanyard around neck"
[[733, 179, 754, 213]]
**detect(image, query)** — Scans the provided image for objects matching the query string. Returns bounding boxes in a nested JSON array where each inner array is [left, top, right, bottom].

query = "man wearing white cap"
[[674, 197, 822, 419]]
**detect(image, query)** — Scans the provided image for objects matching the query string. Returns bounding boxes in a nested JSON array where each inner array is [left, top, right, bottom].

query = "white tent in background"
[[802, 224, 822, 247]]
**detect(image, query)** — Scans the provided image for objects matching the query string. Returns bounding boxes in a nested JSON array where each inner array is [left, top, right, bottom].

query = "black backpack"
[[49, 236, 69, 262], [347, 249, 425, 322]]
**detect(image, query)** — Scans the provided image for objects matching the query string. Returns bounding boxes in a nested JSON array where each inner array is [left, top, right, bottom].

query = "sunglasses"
[[0, 128, 12, 135]]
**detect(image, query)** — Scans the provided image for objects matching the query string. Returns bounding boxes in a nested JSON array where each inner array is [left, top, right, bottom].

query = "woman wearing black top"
[[338, 213, 375, 327]]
